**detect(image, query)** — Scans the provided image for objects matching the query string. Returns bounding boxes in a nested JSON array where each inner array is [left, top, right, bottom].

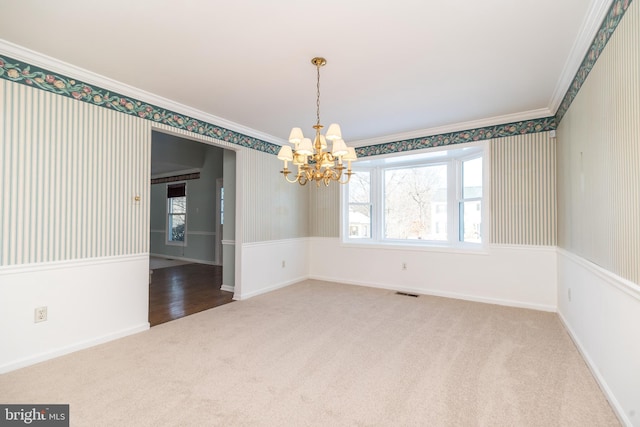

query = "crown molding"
[[0, 39, 286, 146], [548, 0, 614, 114], [350, 108, 553, 147]]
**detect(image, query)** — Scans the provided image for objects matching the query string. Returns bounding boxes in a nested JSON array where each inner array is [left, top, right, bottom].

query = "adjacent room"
[[148, 131, 234, 326], [0, 0, 638, 425]]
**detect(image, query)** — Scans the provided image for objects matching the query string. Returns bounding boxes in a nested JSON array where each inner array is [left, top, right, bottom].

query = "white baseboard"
[[150, 253, 221, 266], [0, 322, 149, 374], [235, 276, 308, 300], [309, 275, 557, 312], [220, 284, 235, 293], [558, 312, 629, 426]]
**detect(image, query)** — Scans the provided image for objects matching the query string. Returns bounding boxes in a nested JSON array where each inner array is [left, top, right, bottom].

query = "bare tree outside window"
[[169, 197, 186, 241], [347, 172, 371, 238], [384, 165, 447, 240]]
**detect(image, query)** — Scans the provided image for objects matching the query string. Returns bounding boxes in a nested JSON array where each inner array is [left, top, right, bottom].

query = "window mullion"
[[449, 159, 459, 245], [373, 166, 383, 241]]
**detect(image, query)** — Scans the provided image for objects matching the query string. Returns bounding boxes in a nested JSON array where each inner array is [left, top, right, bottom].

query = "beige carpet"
[[0, 280, 619, 426]]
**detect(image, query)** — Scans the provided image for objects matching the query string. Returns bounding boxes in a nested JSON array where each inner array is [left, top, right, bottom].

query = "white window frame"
[[166, 182, 188, 246], [341, 141, 489, 251]]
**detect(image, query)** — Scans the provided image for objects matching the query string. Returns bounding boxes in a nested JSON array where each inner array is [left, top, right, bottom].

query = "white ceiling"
[[0, 0, 611, 146]]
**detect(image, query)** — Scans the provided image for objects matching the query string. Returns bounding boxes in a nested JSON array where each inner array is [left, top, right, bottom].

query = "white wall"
[[557, 250, 640, 426], [309, 238, 557, 311], [0, 255, 149, 373], [238, 238, 309, 300]]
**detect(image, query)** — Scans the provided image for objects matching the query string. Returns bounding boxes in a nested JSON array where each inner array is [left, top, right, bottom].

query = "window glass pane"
[[348, 172, 370, 203], [169, 214, 185, 242], [220, 188, 224, 225], [348, 205, 371, 238], [170, 196, 186, 214], [384, 164, 447, 240], [463, 157, 482, 198], [461, 201, 482, 243]]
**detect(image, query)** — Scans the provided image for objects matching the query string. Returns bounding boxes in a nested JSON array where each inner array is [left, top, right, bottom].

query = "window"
[[167, 183, 186, 244], [343, 143, 486, 248]]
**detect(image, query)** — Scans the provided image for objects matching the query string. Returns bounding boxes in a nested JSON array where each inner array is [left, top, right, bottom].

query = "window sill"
[[165, 241, 187, 247], [339, 239, 489, 255]]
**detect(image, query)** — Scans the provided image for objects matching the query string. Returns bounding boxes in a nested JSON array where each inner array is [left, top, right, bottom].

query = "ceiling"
[[0, 0, 611, 146]]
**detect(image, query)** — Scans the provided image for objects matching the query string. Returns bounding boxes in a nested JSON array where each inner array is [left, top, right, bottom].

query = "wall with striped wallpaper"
[[241, 149, 309, 243], [557, 0, 639, 285], [0, 79, 150, 266], [490, 132, 556, 246], [308, 182, 340, 237]]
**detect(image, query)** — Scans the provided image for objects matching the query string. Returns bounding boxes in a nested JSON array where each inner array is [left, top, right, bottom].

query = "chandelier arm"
[[285, 175, 300, 184], [281, 169, 301, 184], [337, 169, 354, 185]]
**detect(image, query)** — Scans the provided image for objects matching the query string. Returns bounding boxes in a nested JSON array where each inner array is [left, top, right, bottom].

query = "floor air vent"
[[396, 291, 419, 298]]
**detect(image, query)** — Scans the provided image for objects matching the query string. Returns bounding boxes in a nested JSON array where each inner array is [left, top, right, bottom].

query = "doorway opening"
[[149, 130, 235, 326]]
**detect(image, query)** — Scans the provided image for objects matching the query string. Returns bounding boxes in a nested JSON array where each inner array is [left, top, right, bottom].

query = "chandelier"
[[277, 57, 357, 186]]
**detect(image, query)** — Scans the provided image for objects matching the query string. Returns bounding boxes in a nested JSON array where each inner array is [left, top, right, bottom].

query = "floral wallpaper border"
[[0, 55, 281, 156], [355, 117, 556, 157], [0, 0, 632, 157], [555, 0, 632, 123]]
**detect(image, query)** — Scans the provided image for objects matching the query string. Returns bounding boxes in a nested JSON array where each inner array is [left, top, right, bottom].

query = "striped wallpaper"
[[241, 149, 309, 243], [557, 0, 640, 285], [490, 133, 557, 246], [0, 79, 150, 266], [308, 183, 340, 237]]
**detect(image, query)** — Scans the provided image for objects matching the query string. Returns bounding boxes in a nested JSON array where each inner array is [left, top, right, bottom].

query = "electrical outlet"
[[35, 306, 48, 323], [281, 260, 286, 268], [568, 288, 572, 302], [402, 262, 407, 270]]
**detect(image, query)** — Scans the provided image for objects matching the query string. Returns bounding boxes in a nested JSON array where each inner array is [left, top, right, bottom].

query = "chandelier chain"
[[316, 62, 321, 126]]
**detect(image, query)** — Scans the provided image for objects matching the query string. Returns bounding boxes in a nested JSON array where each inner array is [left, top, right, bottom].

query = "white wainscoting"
[[0, 254, 150, 373], [557, 249, 640, 427], [238, 238, 309, 300], [309, 238, 557, 311]]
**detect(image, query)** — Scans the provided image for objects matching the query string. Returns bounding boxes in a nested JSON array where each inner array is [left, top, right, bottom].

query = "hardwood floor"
[[149, 263, 234, 326]]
